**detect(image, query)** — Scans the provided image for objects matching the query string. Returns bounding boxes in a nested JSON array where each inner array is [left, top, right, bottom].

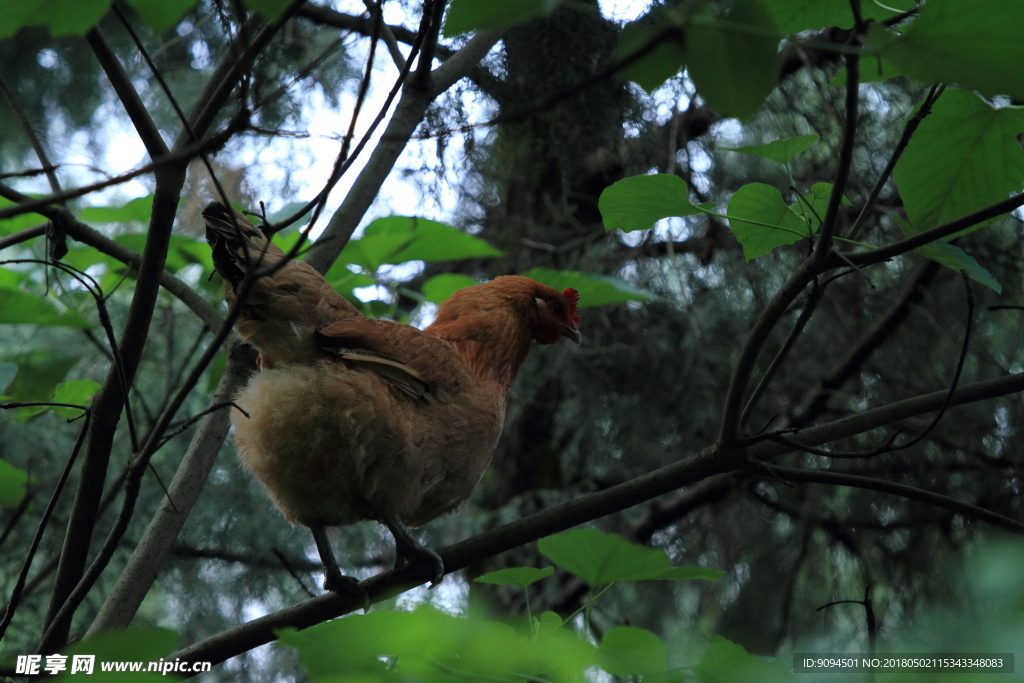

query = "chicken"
[[203, 202, 581, 601]]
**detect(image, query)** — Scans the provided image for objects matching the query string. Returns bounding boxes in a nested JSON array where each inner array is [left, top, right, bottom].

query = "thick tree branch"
[[166, 365, 1024, 671], [86, 342, 254, 635], [86, 27, 169, 159], [305, 28, 504, 274], [41, 5, 301, 648]]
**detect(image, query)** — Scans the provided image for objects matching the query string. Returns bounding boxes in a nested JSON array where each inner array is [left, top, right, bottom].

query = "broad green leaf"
[[80, 196, 153, 224], [442, 0, 564, 37], [365, 216, 504, 264], [765, 0, 914, 35], [266, 201, 313, 232], [56, 627, 178, 682], [538, 527, 722, 586], [831, 56, 904, 86], [278, 606, 598, 680], [600, 626, 669, 676], [695, 636, 797, 683], [50, 379, 100, 418], [1, 352, 78, 404], [337, 233, 416, 271], [722, 134, 818, 165], [599, 174, 700, 233], [522, 268, 655, 307], [795, 182, 853, 230], [422, 273, 478, 304], [893, 90, 1024, 235], [870, 0, 1024, 101], [242, 0, 292, 20], [687, 0, 779, 121], [0, 289, 91, 328], [616, 9, 688, 92], [125, 0, 196, 33], [338, 217, 501, 271], [0, 0, 109, 38], [0, 362, 17, 394], [894, 216, 1001, 293], [114, 234, 214, 273], [0, 459, 29, 508], [0, 197, 48, 237], [659, 566, 727, 581], [475, 566, 555, 588], [536, 611, 563, 639], [726, 182, 810, 260], [323, 262, 376, 302]]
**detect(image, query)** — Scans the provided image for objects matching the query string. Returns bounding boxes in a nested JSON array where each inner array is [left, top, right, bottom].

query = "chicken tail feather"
[[203, 201, 284, 287]]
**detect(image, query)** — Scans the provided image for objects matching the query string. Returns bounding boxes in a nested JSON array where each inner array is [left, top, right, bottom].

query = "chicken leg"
[[376, 512, 445, 588], [310, 524, 369, 609]]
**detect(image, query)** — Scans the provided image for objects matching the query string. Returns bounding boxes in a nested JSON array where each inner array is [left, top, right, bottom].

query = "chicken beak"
[[560, 324, 582, 345]]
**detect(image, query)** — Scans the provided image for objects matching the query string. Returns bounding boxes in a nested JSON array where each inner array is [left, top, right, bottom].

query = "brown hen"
[[204, 202, 580, 601]]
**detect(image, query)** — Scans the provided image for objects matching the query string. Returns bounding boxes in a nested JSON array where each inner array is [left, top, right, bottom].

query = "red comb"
[[562, 288, 581, 325]]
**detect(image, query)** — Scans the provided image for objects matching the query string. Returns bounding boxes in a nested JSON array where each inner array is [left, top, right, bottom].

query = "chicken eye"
[[552, 304, 563, 314]]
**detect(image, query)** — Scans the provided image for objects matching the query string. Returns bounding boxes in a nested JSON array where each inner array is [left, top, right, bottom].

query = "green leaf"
[[323, 263, 376, 303], [695, 636, 797, 683], [475, 566, 555, 588], [599, 174, 700, 233], [125, 0, 196, 33], [870, 0, 1024, 101], [55, 627, 179, 682], [0, 289, 91, 328], [80, 196, 153, 224], [266, 201, 313, 232], [795, 182, 852, 230], [241, 0, 292, 20], [765, 0, 914, 35], [893, 90, 1024, 235], [894, 216, 1001, 293], [687, 0, 779, 121], [0, 197, 48, 237], [538, 527, 722, 586], [726, 182, 810, 260], [442, 0, 564, 37], [0, 0, 110, 39], [1, 352, 78, 404], [339, 217, 502, 271], [0, 458, 29, 508], [600, 626, 669, 676], [422, 273, 479, 304], [617, 9, 688, 92], [522, 268, 655, 307], [114, 234, 213, 273], [50, 379, 100, 418], [0, 362, 16, 394], [366, 216, 504, 264], [722, 134, 819, 165], [536, 611, 563, 639]]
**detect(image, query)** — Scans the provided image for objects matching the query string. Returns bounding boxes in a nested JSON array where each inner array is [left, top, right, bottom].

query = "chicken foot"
[[376, 512, 445, 589], [310, 524, 370, 610]]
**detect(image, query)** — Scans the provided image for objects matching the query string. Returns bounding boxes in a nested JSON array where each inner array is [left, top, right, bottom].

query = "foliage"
[[1, 0, 1024, 681]]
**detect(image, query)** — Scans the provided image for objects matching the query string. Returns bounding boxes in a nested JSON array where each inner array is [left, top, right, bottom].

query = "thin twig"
[[740, 281, 827, 430], [0, 411, 90, 640], [846, 84, 944, 244], [272, 548, 317, 598]]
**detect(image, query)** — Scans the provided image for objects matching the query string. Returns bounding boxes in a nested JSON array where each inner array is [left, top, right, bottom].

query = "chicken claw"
[[311, 524, 369, 611], [377, 512, 445, 588]]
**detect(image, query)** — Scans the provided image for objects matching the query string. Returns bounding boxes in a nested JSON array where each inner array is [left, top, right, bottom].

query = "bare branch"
[[757, 464, 1024, 534]]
